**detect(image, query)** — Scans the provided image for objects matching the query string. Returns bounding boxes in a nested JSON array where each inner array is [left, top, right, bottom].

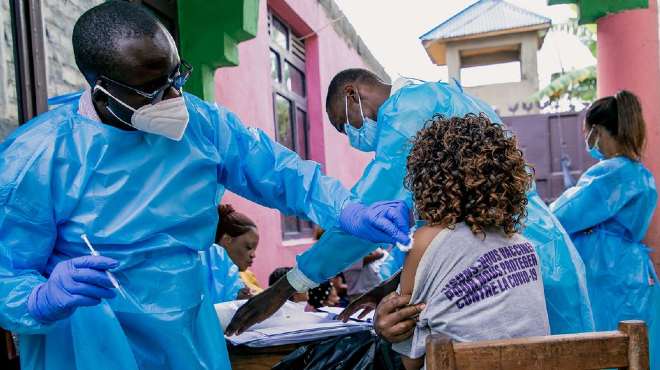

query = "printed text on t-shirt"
[[440, 242, 539, 309]]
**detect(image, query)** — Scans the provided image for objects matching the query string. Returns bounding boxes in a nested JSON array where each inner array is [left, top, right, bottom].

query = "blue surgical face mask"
[[344, 92, 378, 152], [585, 127, 605, 161]]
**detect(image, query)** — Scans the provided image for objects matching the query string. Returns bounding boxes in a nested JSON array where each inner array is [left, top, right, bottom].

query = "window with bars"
[[268, 11, 314, 240]]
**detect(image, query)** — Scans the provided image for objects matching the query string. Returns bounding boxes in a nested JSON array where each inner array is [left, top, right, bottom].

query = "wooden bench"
[[426, 320, 649, 370]]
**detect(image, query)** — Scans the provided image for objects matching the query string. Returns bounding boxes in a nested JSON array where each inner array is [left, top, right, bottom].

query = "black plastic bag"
[[272, 330, 404, 370]]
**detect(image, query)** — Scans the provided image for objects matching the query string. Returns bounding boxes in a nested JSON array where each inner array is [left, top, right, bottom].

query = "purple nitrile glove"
[[27, 255, 119, 323], [339, 200, 411, 245]]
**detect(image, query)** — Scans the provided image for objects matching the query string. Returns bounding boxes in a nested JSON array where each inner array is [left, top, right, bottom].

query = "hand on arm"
[[373, 292, 425, 343]]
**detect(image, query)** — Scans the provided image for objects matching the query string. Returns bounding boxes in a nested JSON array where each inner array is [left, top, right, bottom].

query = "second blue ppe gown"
[[200, 244, 246, 304], [0, 93, 352, 370], [550, 156, 659, 369], [295, 81, 595, 334]]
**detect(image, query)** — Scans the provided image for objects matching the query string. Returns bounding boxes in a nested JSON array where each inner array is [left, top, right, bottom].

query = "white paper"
[[216, 301, 373, 347]]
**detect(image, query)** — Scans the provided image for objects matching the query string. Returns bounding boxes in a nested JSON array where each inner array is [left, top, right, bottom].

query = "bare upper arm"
[[399, 225, 444, 296]]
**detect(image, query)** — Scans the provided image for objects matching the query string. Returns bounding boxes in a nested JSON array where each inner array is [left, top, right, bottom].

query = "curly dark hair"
[[405, 113, 532, 237]]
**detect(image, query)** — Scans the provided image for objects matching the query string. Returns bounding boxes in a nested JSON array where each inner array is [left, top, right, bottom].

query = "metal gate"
[[503, 110, 596, 203]]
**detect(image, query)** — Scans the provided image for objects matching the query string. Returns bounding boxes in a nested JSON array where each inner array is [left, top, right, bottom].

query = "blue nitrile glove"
[[27, 255, 119, 323], [339, 201, 411, 245]]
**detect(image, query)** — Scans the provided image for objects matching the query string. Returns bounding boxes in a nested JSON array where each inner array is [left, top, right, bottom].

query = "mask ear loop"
[[93, 85, 138, 113], [344, 94, 350, 127], [585, 126, 595, 149], [356, 90, 366, 124], [93, 84, 138, 127]]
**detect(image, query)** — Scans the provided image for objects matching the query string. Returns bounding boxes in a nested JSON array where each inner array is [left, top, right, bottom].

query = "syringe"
[[80, 234, 128, 299]]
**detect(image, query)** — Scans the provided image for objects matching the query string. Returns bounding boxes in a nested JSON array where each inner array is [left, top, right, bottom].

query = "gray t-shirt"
[[392, 223, 549, 359]]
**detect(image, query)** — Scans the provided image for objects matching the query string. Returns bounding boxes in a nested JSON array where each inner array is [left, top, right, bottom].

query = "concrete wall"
[[215, 0, 384, 286], [0, 1, 19, 140], [0, 0, 101, 141], [446, 32, 540, 116], [597, 0, 660, 271]]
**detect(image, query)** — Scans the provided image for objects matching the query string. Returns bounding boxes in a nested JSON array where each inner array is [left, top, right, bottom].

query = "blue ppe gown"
[[550, 156, 659, 369], [295, 81, 595, 334], [378, 245, 408, 281], [200, 244, 245, 303], [0, 93, 352, 370]]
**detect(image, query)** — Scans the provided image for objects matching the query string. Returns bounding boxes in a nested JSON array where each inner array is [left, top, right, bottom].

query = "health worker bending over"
[[550, 91, 659, 369], [0, 3, 410, 370], [227, 68, 594, 337]]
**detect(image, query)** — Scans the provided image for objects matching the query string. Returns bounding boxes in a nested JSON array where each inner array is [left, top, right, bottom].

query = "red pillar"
[[597, 0, 660, 270]]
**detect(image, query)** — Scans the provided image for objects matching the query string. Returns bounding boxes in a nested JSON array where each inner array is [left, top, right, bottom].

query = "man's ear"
[[343, 84, 359, 104]]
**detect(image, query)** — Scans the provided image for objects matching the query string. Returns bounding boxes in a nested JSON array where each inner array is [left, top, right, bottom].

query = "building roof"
[[420, 0, 551, 42]]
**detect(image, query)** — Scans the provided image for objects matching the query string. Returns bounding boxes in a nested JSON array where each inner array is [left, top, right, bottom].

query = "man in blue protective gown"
[[227, 69, 595, 338], [0, 4, 412, 370]]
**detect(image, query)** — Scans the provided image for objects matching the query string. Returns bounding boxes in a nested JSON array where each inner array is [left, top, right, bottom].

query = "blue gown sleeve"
[[0, 129, 58, 334], [212, 104, 352, 230], [293, 126, 413, 284], [550, 159, 643, 234], [200, 244, 245, 303]]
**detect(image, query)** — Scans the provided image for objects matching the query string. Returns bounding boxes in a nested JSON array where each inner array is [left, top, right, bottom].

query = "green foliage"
[[531, 19, 596, 103]]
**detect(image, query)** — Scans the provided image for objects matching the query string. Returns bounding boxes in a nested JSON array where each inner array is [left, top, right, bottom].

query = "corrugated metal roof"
[[420, 0, 551, 41]]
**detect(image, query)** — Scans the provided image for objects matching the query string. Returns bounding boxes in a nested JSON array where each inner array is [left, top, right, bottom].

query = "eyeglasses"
[[99, 60, 193, 102]]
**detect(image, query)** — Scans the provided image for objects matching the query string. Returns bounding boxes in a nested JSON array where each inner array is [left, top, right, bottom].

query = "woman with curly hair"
[[393, 114, 550, 370]]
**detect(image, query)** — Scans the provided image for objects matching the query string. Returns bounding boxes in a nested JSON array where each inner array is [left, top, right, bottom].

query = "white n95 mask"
[[94, 85, 190, 141]]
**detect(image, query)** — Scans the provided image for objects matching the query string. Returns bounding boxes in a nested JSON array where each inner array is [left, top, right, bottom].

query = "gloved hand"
[[27, 255, 119, 323], [339, 201, 411, 245]]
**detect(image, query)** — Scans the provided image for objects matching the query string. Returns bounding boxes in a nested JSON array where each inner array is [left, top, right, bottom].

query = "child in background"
[[395, 114, 549, 370]]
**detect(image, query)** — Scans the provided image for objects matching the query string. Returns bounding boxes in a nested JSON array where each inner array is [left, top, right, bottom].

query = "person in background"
[[395, 114, 549, 370], [202, 204, 261, 303], [307, 280, 340, 309], [343, 248, 387, 301], [215, 205, 263, 295], [550, 90, 659, 369], [330, 274, 349, 307]]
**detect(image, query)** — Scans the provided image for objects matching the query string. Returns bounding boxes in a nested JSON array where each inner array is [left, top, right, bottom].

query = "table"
[[228, 343, 301, 370]]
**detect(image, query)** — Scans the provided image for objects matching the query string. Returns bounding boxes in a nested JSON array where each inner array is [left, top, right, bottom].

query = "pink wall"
[[597, 0, 660, 270], [214, 0, 377, 286]]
